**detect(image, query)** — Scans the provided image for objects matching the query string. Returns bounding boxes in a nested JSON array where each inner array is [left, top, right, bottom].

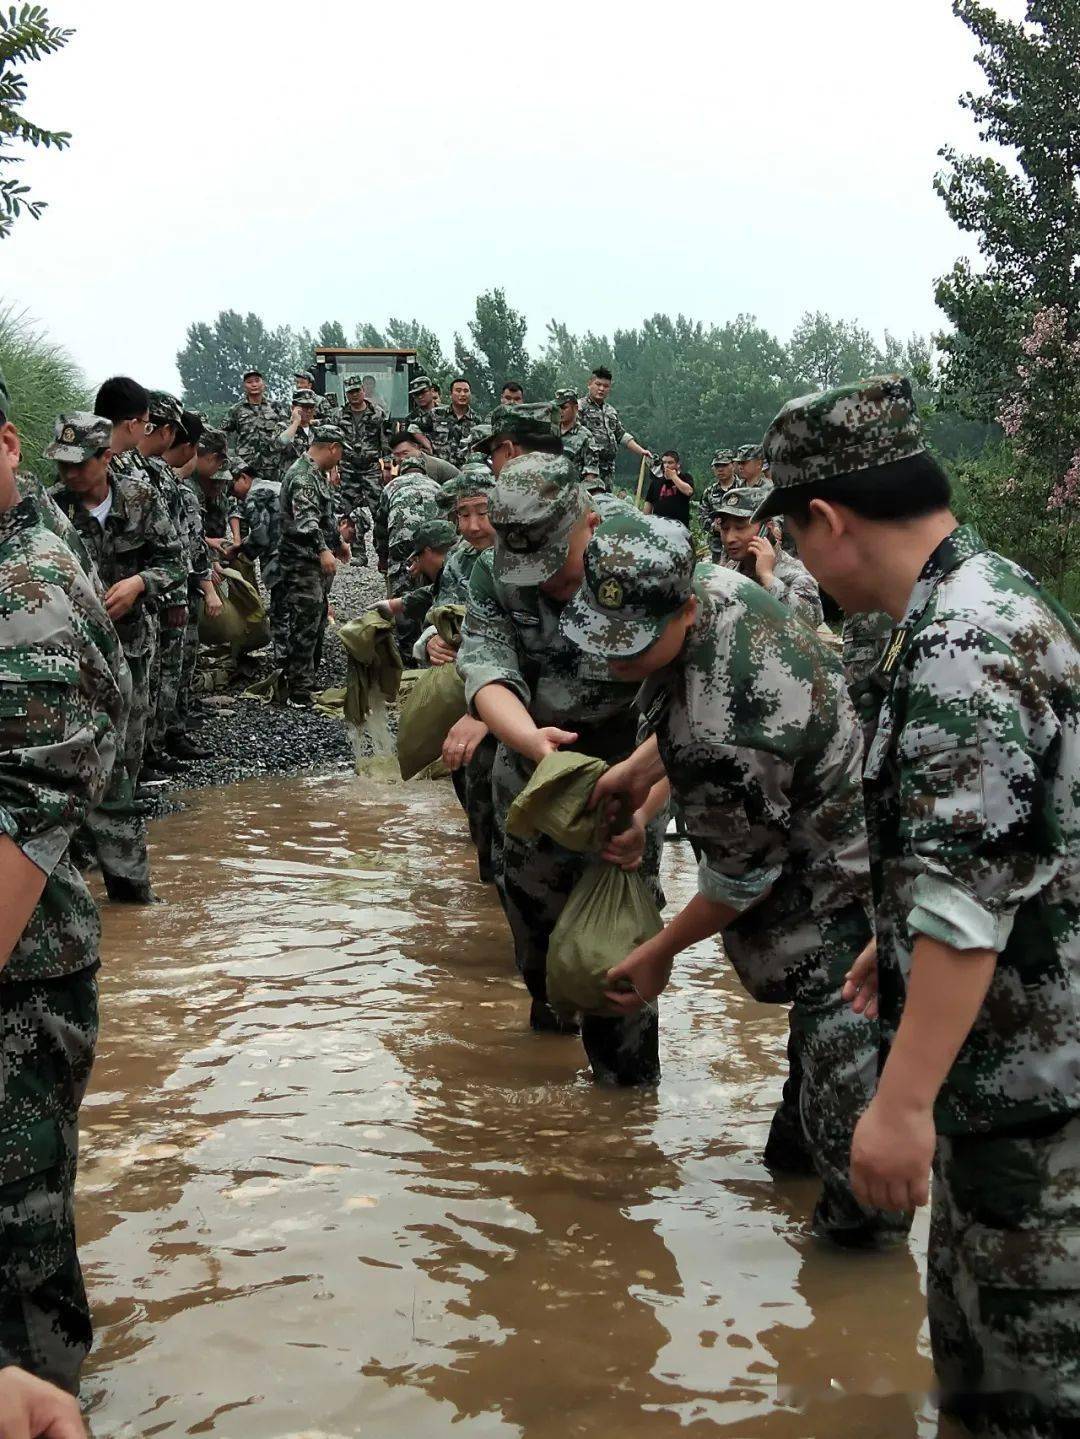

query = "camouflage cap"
[[398, 453, 429, 475], [478, 401, 560, 454], [409, 374, 433, 395], [411, 517, 458, 555], [554, 387, 579, 406], [711, 448, 736, 466], [45, 411, 112, 463], [292, 389, 318, 407], [438, 468, 496, 510], [561, 511, 695, 659], [489, 452, 588, 586], [197, 427, 228, 456], [343, 373, 366, 393], [754, 374, 926, 520], [232, 455, 259, 477], [148, 390, 183, 429], [294, 370, 316, 384], [468, 424, 493, 453], [736, 443, 763, 462], [313, 423, 345, 445], [715, 486, 761, 520], [242, 366, 263, 379]]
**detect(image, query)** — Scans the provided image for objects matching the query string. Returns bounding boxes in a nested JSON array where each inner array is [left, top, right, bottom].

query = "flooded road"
[[79, 773, 947, 1437]]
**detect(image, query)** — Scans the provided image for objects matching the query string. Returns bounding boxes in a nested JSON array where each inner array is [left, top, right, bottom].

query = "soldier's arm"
[[135, 483, 186, 599], [769, 565, 825, 628], [290, 478, 328, 555]]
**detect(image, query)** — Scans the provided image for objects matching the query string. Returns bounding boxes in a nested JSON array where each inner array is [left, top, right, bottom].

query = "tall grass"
[[0, 304, 88, 482]]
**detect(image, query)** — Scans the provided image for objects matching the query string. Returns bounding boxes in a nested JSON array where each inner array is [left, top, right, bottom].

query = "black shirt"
[[646, 471, 694, 527]]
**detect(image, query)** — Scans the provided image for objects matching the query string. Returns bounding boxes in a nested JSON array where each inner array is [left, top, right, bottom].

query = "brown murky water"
[[78, 773, 950, 1438]]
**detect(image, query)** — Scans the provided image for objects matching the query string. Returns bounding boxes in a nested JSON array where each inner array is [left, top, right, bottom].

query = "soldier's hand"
[[600, 811, 646, 871], [605, 936, 672, 1013], [442, 715, 489, 771], [104, 575, 146, 620], [0, 1365, 87, 1438], [319, 549, 338, 579], [589, 758, 653, 821], [426, 636, 458, 667], [527, 727, 579, 764], [339, 543, 352, 566], [745, 536, 776, 584], [204, 587, 223, 620], [842, 939, 879, 1019], [850, 1096, 934, 1212]]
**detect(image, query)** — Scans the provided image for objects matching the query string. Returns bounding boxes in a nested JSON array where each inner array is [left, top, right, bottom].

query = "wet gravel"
[[154, 558, 389, 797]]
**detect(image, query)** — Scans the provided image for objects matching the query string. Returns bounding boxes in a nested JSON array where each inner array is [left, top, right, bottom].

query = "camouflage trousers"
[[282, 565, 330, 696], [450, 732, 497, 884], [178, 593, 202, 723], [929, 1115, 1080, 1438], [0, 966, 98, 1394], [491, 742, 665, 1086], [150, 608, 187, 748], [267, 581, 289, 667], [122, 647, 152, 785]]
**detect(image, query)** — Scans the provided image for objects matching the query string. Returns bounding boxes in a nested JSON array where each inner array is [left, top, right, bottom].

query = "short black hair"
[[450, 376, 471, 389], [95, 376, 150, 424], [781, 452, 952, 526], [518, 435, 564, 457], [178, 411, 204, 448], [501, 381, 524, 395], [390, 432, 417, 450], [591, 366, 612, 382], [661, 449, 680, 463]]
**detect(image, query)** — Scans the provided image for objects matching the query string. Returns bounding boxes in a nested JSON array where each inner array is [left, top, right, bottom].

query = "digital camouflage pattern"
[[135, 452, 190, 753], [487, 452, 588, 587], [559, 420, 602, 483], [335, 395, 387, 514], [698, 481, 736, 559], [577, 393, 636, 488], [385, 471, 441, 597], [186, 469, 237, 542], [411, 516, 457, 555], [221, 394, 287, 475], [278, 455, 343, 696], [756, 373, 925, 513], [767, 550, 824, 629], [841, 608, 893, 749], [273, 417, 317, 480], [43, 412, 110, 465], [482, 402, 560, 453], [240, 477, 287, 663], [863, 525, 1080, 1134], [428, 403, 480, 466], [458, 544, 663, 1084]]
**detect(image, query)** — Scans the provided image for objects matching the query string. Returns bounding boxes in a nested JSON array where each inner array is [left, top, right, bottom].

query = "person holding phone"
[[717, 487, 823, 627], [643, 450, 694, 527]]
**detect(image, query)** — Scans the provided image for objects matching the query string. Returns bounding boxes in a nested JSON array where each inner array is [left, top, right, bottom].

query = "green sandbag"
[[505, 750, 610, 852], [397, 663, 467, 780], [430, 603, 467, 646], [243, 668, 288, 705], [547, 861, 664, 1017], [336, 610, 403, 726], [199, 568, 269, 655]]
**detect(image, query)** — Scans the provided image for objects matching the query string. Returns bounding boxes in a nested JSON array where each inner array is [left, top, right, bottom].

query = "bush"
[[0, 304, 88, 482]]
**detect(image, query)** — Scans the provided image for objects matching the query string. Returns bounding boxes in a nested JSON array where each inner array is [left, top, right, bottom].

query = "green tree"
[[787, 310, 883, 391], [935, 1, 1080, 420], [317, 319, 347, 348], [453, 289, 532, 410], [0, 4, 73, 240], [0, 303, 85, 481], [176, 310, 298, 411]]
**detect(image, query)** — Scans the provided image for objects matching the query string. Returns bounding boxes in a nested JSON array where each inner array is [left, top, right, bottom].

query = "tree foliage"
[[0, 303, 85, 480], [935, 1, 1080, 420], [176, 310, 298, 415], [0, 4, 73, 239]]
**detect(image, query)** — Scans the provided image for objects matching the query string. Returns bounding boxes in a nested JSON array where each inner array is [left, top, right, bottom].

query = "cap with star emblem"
[[291, 389, 318, 408], [488, 452, 589, 586], [560, 510, 695, 658], [45, 411, 112, 463]]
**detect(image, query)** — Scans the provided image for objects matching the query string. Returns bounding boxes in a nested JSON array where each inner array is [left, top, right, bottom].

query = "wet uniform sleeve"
[[899, 621, 1057, 953], [457, 554, 529, 714], [138, 485, 186, 600], [0, 620, 119, 880]]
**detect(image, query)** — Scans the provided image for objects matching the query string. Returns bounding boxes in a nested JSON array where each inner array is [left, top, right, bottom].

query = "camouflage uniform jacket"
[[273, 424, 316, 481], [698, 480, 735, 553], [374, 472, 439, 570], [278, 456, 340, 572], [560, 422, 601, 483], [842, 609, 894, 751], [766, 550, 824, 629], [185, 472, 237, 542], [386, 475, 441, 570], [178, 483, 211, 600], [641, 562, 872, 1003], [241, 477, 283, 588], [458, 548, 644, 767], [428, 405, 481, 466], [48, 472, 185, 659], [222, 397, 287, 473], [0, 496, 125, 981], [402, 540, 485, 636], [577, 395, 635, 481], [137, 453, 190, 604], [408, 404, 437, 438], [863, 525, 1080, 1135], [337, 401, 387, 494]]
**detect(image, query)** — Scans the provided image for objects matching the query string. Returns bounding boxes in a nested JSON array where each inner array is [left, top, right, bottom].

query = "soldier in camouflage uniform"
[[48, 415, 184, 789], [278, 424, 349, 706], [187, 430, 240, 553], [221, 367, 286, 476], [758, 375, 1080, 1437], [273, 392, 319, 480], [379, 455, 441, 597], [457, 452, 666, 1083], [698, 449, 738, 561], [0, 373, 125, 1392], [555, 388, 602, 485], [428, 378, 480, 466], [407, 374, 438, 436], [714, 487, 824, 627], [292, 369, 333, 422], [576, 366, 652, 491], [734, 442, 771, 492], [237, 461, 287, 667], [565, 510, 909, 1246], [336, 373, 386, 517]]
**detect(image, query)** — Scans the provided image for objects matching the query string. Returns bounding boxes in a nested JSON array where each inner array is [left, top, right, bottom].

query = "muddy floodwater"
[[78, 773, 952, 1438]]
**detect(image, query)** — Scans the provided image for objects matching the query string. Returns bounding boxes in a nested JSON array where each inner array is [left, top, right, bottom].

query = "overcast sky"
[[4, 0, 1019, 395]]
